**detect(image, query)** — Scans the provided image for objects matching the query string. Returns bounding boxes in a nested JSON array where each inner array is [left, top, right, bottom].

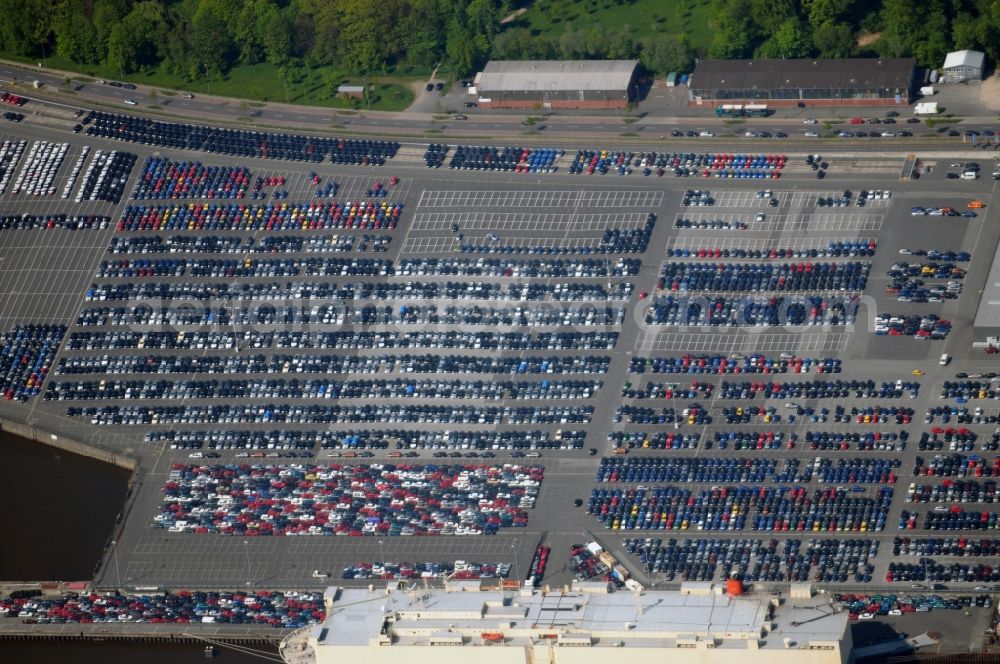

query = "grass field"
[[507, 0, 714, 52], [2, 53, 415, 112]]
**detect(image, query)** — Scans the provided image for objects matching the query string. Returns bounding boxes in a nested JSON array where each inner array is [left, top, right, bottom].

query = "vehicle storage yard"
[[0, 111, 998, 611]]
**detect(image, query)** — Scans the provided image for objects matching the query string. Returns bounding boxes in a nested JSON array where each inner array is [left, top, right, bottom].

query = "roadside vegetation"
[[0, 1, 996, 110]]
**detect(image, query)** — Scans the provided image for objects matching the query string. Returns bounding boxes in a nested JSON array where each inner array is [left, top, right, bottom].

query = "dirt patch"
[[978, 75, 1000, 111], [856, 31, 881, 48], [501, 7, 529, 24]]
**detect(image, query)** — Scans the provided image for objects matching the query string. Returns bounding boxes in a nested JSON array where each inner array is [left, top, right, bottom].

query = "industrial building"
[[973, 239, 1000, 346], [942, 50, 985, 83], [279, 582, 852, 664], [473, 60, 639, 110], [688, 58, 915, 108]]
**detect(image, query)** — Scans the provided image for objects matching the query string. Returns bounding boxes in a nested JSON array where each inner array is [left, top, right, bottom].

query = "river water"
[[1, 433, 278, 661]]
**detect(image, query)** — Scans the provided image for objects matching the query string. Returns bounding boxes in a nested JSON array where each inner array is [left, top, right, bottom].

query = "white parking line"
[[637, 331, 851, 353], [417, 190, 663, 208], [411, 212, 649, 233]]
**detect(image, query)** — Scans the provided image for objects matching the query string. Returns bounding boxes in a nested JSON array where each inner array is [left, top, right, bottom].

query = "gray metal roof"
[[944, 50, 985, 70], [690, 58, 915, 91], [311, 584, 848, 650], [974, 242, 1000, 330], [477, 60, 638, 92]]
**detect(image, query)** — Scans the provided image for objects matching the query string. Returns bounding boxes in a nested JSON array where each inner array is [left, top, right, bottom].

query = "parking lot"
[[0, 117, 999, 605]]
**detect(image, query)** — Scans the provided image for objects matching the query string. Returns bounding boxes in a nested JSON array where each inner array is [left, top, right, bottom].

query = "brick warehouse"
[[473, 60, 639, 110], [688, 58, 916, 108]]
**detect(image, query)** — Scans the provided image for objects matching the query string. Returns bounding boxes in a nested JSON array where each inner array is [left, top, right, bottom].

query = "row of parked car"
[[916, 429, 979, 452], [72, 302, 627, 329], [10, 141, 68, 197], [906, 479, 999, 504], [894, 537, 1000, 557], [156, 462, 542, 536], [940, 381, 1000, 400], [107, 233, 391, 254], [835, 593, 990, 619], [116, 200, 404, 232], [874, 313, 951, 339], [132, 157, 254, 200], [82, 279, 630, 303], [657, 261, 870, 293], [805, 430, 908, 452], [913, 454, 1000, 478], [459, 217, 656, 256], [887, 560, 1000, 585], [711, 379, 917, 400], [394, 256, 641, 278], [595, 457, 801, 484], [72, 403, 587, 426], [83, 111, 398, 164], [0, 139, 26, 194], [1, 590, 325, 627], [47, 376, 603, 402], [612, 404, 710, 426], [445, 146, 560, 172], [0, 214, 109, 231], [58, 351, 609, 377], [589, 486, 893, 533], [76, 150, 137, 204], [147, 427, 586, 451], [607, 429, 703, 450], [629, 354, 841, 375], [625, 537, 877, 584], [341, 560, 512, 579], [669, 240, 877, 260], [646, 294, 856, 327], [0, 325, 65, 402], [96, 256, 394, 279]]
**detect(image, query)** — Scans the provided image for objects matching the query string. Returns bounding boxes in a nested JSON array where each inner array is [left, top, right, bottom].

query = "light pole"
[[378, 540, 385, 577], [110, 540, 122, 590], [511, 542, 520, 584], [203, 64, 212, 96], [243, 540, 252, 587]]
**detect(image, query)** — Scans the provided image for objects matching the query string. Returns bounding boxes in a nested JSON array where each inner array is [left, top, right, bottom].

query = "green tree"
[[263, 8, 293, 66], [54, 1, 102, 64], [399, 0, 446, 67], [750, 0, 799, 37], [812, 20, 854, 58], [756, 18, 814, 58], [803, 0, 851, 29], [877, 0, 924, 58], [191, 0, 237, 75], [0, 0, 54, 55], [338, 0, 389, 72], [914, 0, 951, 67], [709, 0, 756, 59], [641, 35, 694, 75], [465, 0, 502, 40]]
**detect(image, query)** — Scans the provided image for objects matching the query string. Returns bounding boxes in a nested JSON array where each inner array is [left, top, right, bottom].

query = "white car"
[[745, 130, 757, 137], [699, 131, 714, 137], [803, 118, 817, 124], [804, 131, 819, 137]]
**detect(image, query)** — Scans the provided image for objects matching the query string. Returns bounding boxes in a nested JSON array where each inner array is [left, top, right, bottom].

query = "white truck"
[[919, 85, 935, 96], [914, 102, 938, 115]]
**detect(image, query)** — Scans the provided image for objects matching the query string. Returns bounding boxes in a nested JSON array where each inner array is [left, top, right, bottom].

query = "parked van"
[[940, 353, 951, 365]]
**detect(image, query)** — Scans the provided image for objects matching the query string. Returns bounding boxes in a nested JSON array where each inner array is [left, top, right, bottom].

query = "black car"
[[907, 117, 921, 123], [948, 130, 961, 136], [435, 82, 444, 91], [671, 130, 683, 137], [425, 83, 433, 92], [947, 173, 960, 179], [72, 124, 82, 133], [463, 101, 477, 108]]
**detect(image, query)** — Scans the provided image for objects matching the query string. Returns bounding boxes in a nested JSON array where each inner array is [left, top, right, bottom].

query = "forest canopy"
[[0, 0, 994, 82]]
